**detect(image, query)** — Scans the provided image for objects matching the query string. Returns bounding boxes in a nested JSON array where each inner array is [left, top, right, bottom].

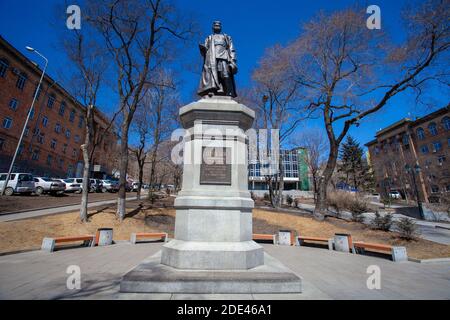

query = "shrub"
[[327, 191, 370, 215], [371, 212, 393, 231], [396, 217, 419, 240], [351, 211, 365, 223], [286, 194, 293, 206], [293, 198, 300, 208]]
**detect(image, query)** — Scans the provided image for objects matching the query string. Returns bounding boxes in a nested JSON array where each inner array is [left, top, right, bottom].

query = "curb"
[[408, 257, 450, 264]]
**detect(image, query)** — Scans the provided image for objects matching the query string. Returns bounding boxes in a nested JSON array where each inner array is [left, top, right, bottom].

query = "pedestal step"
[[120, 251, 302, 294]]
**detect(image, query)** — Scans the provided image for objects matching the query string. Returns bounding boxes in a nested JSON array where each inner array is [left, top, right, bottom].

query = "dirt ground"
[[0, 203, 448, 260]]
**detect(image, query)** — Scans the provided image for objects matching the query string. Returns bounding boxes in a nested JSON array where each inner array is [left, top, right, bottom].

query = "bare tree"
[[285, 1, 449, 220], [61, 28, 115, 222], [291, 128, 328, 202], [240, 45, 311, 207], [86, 0, 194, 220]]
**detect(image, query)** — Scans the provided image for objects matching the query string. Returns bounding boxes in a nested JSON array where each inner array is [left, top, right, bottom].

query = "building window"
[[24, 126, 30, 137], [17, 143, 24, 155], [443, 117, 450, 131], [78, 116, 83, 128], [74, 135, 80, 143], [47, 94, 55, 108], [37, 133, 44, 144], [428, 122, 438, 136], [402, 134, 409, 145], [0, 138, 4, 150], [31, 149, 40, 161], [59, 158, 64, 169], [59, 101, 66, 116], [46, 155, 53, 165], [65, 129, 71, 139], [431, 185, 439, 193], [33, 85, 42, 100], [416, 128, 425, 140], [16, 72, 27, 90], [67, 165, 74, 177], [420, 145, 429, 154], [0, 58, 9, 77], [51, 139, 57, 149], [63, 144, 67, 154], [69, 109, 76, 122], [432, 141, 442, 152], [55, 123, 61, 133], [438, 155, 446, 165], [72, 148, 77, 157], [29, 107, 35, 119], [446, 185, 450, 192], [8, 98, 18, 111], [2, 117, 12, 129], [42, 116, 48, 127]]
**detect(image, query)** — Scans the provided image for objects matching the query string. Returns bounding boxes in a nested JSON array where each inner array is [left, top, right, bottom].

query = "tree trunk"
[[117, 122, 129, 221], [313, 143, 338, 220], [137, 162, 143, 201], [80, 144, 90, 222]]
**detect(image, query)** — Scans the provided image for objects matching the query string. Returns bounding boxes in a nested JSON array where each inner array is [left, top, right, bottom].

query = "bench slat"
[[353, 242, 392, 251], [298, 236, 329, 242], [252, 234, 275, 240], [54, 235, 94, 243], [135, 233, 167, 238]]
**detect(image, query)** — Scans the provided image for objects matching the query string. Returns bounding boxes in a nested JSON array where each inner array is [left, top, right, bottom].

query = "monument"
[[120, 21, 302, 294]]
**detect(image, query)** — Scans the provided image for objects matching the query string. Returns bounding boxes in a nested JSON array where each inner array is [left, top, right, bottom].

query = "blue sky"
[[0, 0, 447, 149]]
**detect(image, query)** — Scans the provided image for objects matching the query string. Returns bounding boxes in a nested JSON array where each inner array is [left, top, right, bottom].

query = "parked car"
[[389, 191, 401, 199], [125, 181, 133, 192], [55, 178, 82, 193], [34, 177, 66, 195], [0, 173, 35, 196], [89, 179, 103, 193], [101, 180, 119, 193], [132, 182, 140, 192]]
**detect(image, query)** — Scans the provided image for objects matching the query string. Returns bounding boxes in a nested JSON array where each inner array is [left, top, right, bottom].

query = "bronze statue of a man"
[[198, 21, 237, 98]]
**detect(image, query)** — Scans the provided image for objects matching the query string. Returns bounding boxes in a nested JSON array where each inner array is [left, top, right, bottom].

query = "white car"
[[0, 173, 35, 196], [34, 177, 66, 195], [55, 178, 82, 193], [101, 180, 119, 193], [389, 191, 401, 199]]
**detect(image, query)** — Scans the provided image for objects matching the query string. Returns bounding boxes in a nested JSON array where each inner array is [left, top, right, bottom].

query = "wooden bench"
[[130, 232, 168, 244], [353, 241, 408, 262], [41, 235, 95, 252], [252, 233, 276, 244], [297, 236, 334, 250]]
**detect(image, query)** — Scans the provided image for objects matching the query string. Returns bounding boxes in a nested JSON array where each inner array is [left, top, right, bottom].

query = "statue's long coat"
[[198, 33, 237, 97]]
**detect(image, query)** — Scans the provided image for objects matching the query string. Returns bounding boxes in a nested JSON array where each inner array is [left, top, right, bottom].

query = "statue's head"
[[212, 21, 222, 34]]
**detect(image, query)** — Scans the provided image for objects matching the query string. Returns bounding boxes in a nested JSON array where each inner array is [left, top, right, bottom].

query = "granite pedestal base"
[[120, 251, 302, 294]]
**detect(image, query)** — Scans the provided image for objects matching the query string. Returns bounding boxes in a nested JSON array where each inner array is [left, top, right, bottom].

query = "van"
[[0, 173, 35, 196]]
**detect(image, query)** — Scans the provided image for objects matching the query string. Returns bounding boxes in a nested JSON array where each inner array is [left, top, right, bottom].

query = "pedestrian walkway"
[[0, 196, 138, 222], [0, 242, 448, 299]]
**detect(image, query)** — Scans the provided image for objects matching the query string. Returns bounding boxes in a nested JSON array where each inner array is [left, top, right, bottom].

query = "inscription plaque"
[[200, 147, 232, 185]]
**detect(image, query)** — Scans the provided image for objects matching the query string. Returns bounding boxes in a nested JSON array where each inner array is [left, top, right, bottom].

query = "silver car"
[[56, 178, 82, 193], [0, 173, 35, 196], [34, 177, 66, 195]]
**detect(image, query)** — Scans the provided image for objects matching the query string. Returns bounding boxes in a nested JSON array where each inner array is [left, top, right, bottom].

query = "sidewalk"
[[0, 242, 448, 299]]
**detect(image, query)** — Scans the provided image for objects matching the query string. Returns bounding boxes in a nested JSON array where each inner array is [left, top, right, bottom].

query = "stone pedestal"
[[121, 96, 302, 294]]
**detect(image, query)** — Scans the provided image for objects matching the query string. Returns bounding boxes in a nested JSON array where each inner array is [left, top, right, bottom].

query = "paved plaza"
[[0, 242, 448, 300]]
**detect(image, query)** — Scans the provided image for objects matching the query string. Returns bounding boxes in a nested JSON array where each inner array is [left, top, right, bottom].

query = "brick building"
[[365, 106, 450, 202], [0, 35, 117, 178]]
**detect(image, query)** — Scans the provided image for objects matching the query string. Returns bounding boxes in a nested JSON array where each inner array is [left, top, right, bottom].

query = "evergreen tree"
[[338, 136, 367, 191]]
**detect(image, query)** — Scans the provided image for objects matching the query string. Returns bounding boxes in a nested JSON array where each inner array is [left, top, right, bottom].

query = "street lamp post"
[[1, 47, 48, 196], [405, 164, 425, 219]]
